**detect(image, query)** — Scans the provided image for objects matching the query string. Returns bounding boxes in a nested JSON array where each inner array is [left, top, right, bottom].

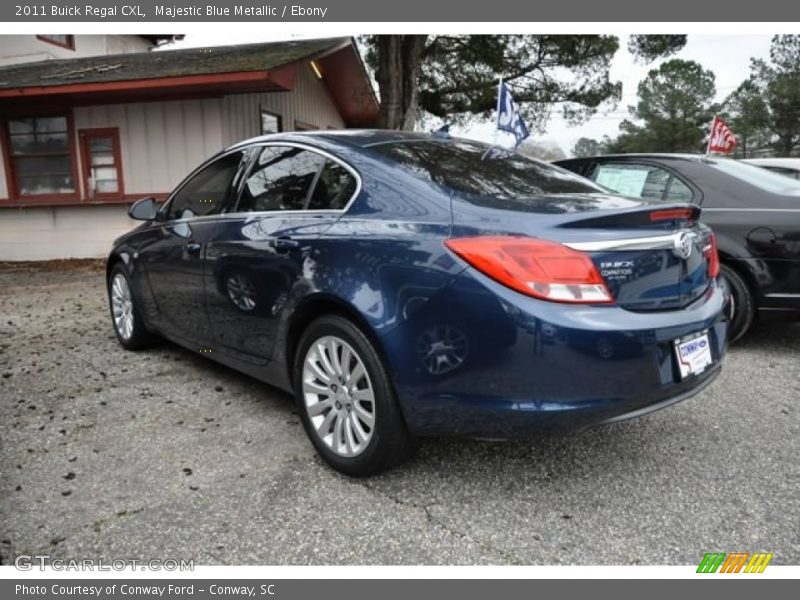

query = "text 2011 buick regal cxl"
[[107, 131, 729, 475]]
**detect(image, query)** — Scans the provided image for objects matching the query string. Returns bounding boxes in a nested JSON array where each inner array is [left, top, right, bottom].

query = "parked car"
[[108, 133, 728, 475], [556, 154, 800, 341], [743, 158, 800, 180]]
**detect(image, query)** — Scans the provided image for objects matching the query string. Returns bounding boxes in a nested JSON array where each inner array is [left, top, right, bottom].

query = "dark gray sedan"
[[556, 154, 800, 341]]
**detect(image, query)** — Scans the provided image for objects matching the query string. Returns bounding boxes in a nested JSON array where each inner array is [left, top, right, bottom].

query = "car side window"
[[237, 146, 326, 212], [165, 152, 244, 220], [307, 160, 358, 210], [664, 176, 694, 202], [591, 163, 694, 202]]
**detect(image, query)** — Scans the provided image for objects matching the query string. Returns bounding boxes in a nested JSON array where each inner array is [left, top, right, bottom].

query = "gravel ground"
[[1, 262, 798, 566]]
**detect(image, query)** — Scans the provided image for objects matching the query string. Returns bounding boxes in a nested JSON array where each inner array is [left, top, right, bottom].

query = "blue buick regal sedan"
[[107, 131, 729, 475]]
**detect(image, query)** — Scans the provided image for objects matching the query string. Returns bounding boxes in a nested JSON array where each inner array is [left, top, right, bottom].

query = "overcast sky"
[[170, 33, 772, 155]]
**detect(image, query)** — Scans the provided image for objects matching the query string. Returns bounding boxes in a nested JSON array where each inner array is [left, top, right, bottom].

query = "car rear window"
[[707, 158, 800, 195], [370, 140, 605, 206], [763, 166, 800, 180]]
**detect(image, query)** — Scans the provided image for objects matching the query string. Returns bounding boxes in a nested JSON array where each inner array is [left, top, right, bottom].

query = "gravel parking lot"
[[1, 261, 798, 566]]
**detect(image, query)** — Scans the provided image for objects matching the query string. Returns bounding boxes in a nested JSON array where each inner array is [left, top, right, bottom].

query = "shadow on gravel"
[[142, 314, 800, 484], [732, 318, 800, 353]]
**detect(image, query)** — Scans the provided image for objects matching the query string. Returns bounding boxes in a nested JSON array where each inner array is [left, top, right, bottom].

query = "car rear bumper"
[[380, 269, 728, 438]]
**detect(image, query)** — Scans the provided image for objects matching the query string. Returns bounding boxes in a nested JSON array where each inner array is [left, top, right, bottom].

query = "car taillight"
[[705, 232, 720, 278], [649, 208, 696, 222], [445, 236, 614, 304]]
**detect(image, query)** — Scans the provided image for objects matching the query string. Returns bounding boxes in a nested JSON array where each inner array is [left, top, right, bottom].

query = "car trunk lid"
[[450, 194, 714, 311]]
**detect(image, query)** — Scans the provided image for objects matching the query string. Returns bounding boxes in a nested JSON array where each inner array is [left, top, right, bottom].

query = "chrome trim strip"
[[564, 231, 685, 252], [156, 209, 345, 226], [241, 140, 363, 215], [159, 141, 362, 225]]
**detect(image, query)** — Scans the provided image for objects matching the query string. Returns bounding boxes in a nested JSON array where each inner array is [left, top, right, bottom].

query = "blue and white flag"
[[497, 82, 530, 147]]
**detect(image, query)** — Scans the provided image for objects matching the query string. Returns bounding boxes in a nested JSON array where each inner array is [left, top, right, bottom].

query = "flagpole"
[[494, 76, 503, 146]]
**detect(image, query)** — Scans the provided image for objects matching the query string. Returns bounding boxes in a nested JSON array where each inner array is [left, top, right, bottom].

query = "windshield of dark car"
[[707, 158, 800, 196], [369, 140, 606, 203]]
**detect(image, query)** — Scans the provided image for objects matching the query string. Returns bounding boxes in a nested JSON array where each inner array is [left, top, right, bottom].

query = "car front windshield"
[[370, 139, 606, 202], [707, 158, 800, 196]]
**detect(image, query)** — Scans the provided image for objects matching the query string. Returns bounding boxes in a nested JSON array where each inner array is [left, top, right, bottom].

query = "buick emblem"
[[673, 232, 694, 260]]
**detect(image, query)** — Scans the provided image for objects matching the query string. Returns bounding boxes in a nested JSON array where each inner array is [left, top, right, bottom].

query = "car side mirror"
[[128, 197, 160, 221]]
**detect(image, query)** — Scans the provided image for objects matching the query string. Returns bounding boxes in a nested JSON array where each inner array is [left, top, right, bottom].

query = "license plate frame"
[[674, 330, 713, 380]]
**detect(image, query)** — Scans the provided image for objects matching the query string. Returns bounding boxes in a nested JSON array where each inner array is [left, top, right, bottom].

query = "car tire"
[[720, 264, 755, 343], [294, 315, 415, 476], [107, 264, 159, 350]]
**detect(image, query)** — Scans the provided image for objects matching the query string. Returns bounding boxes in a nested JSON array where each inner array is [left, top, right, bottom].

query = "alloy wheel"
[[111, 273, 134, 341], [301, 335, 376, 458]]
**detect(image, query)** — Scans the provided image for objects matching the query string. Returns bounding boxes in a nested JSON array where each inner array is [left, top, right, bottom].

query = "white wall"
[[0, 35, 154, 66], [1, 98, 226, 261], [0, 205, 135, 261], [74, 98, 226, 196], [73, 67, 346, 197], [222, 64, 346, 145], [0, 63, 348, 261]]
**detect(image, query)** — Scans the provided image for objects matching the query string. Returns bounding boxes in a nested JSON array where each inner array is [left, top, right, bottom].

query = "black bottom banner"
[[1, 579, 792, 600]]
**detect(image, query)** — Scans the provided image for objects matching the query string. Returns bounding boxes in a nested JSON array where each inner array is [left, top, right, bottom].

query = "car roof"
[[227, 129, 446, 151], [743, 158, 800, 168], [560, 153, 707, 162]]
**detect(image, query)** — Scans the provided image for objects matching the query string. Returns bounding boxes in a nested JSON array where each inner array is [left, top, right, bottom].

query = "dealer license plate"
[[674, 331, 713, 379]]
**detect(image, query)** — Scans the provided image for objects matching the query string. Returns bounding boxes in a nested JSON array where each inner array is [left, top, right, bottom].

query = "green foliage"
[[627, 35, 687, 63], [749, 35, 800, 156], [417, 35, 622, 133], [360, 34, 690, 132], [604, 36, 800, 157], [518, 140, 566, 161], [720, 79, 771, 157], [607, 59, 717, 153], [361, 35, 657, 131], [571, 137, 603, 158]]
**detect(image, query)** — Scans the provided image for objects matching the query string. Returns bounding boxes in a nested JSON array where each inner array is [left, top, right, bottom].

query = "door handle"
[[185, 242, 202, 255], [270, 236, 300, 250]]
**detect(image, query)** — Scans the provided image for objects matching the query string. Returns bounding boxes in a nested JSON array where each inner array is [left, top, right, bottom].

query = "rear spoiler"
[[558, 204, 700, 230]]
